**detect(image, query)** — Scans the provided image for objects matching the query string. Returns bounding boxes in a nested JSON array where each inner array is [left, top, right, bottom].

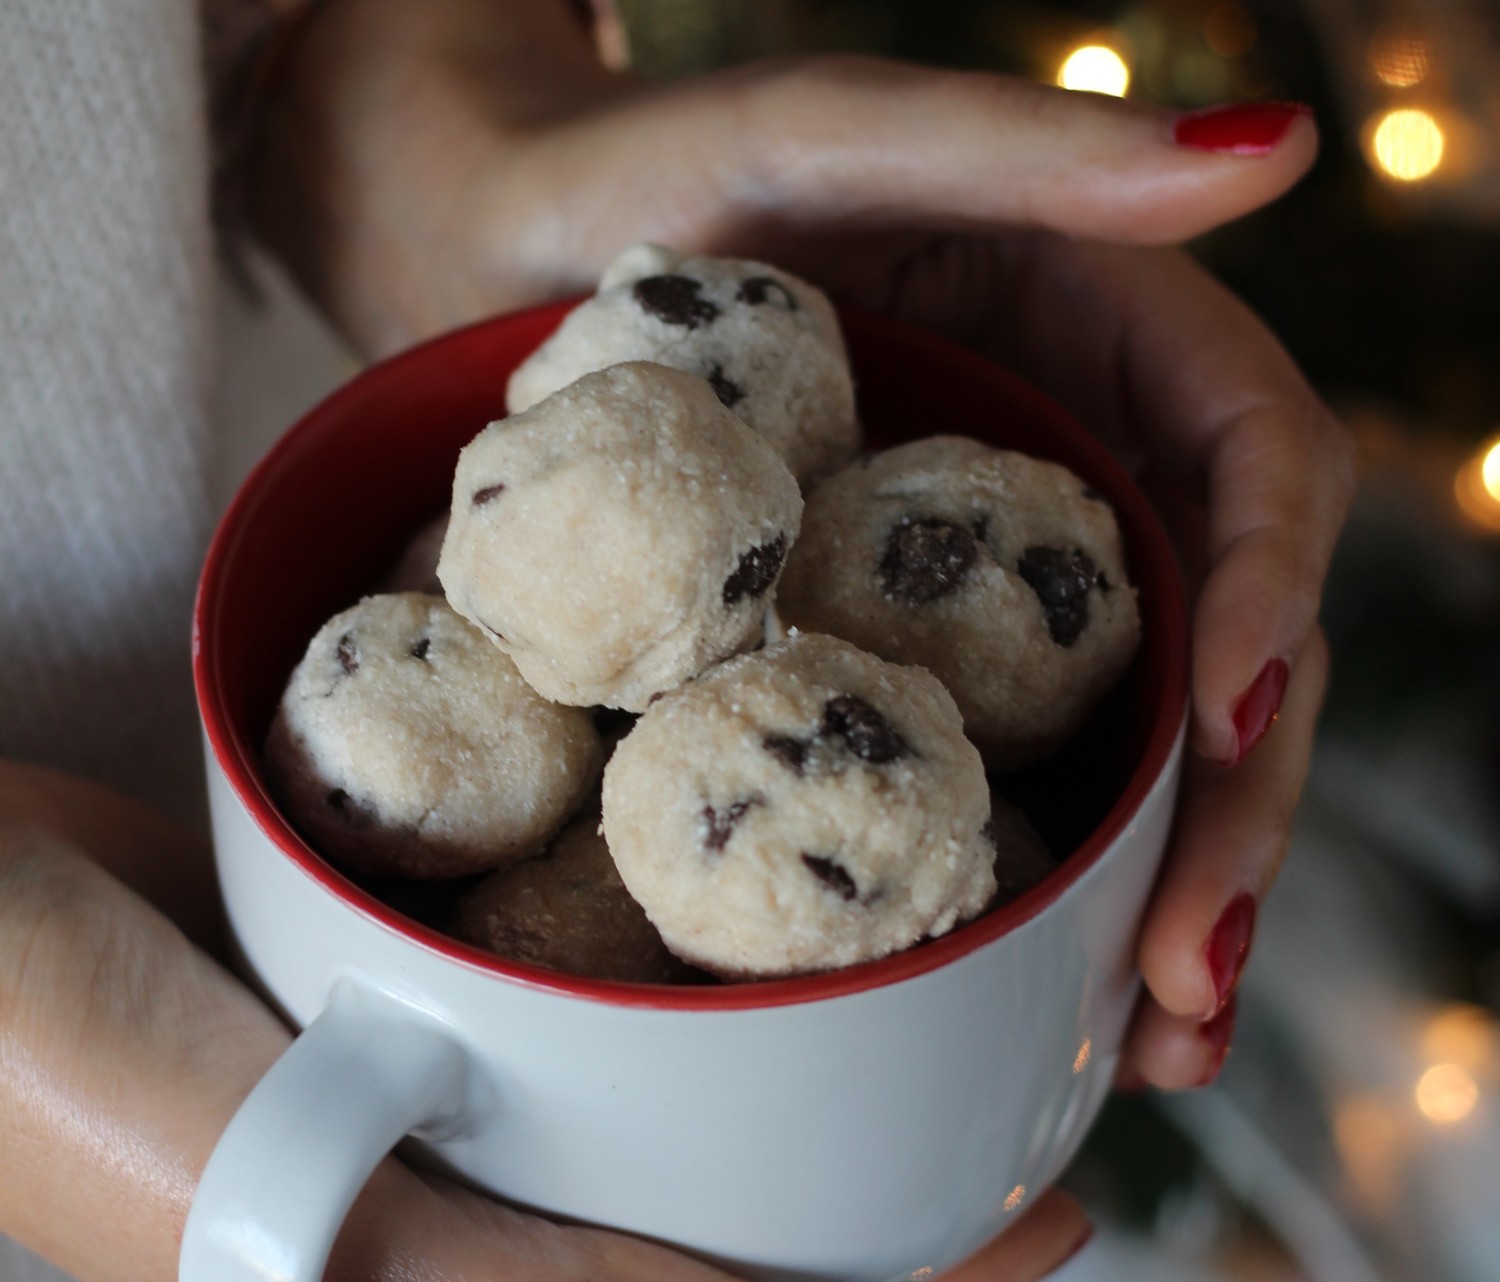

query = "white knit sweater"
[[4, 2, 227, 1277], [0, 0, 213, 825]]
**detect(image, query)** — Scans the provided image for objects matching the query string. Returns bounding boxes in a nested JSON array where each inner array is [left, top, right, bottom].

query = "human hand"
[[0, 769, 1088, 1282], [255, 0, 1354, 1098]]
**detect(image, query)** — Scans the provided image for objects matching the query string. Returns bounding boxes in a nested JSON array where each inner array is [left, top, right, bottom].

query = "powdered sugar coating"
[[439, 362, 803, 711], [602, 633, 994, 978], [265, 593, 602, 879], [507, 244, 858, 485], [778, 437, 1140, 770]]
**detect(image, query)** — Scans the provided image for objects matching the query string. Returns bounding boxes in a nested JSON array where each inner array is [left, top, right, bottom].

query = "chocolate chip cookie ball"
[[265, 593, 603, 879], [777, 437, 1140, 771], [438, 362, 803, 712], [602, 632, 995, 979], [506, 243, 859, 485], [449, 805, 687, 984], [984, 792, 1055, 905]]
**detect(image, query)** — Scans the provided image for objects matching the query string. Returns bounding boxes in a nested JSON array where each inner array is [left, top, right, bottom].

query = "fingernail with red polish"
[[1205, 892, 1256, 1017], [1173, 102, 1311, 155], [1229, 657, 1289, 764], [1050, 1225, 1095, 1275], [1196, 996, 1237, 1087]]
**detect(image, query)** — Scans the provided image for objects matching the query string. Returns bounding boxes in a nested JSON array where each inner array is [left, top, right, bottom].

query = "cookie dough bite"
[[265, 593, 603, 879], [602, 632, 995, 979], [439, 362, 803, 711], [984, 793, 1055, 905], [506, 243, 859, 485], [449, 806, 688, 984], [777, 437, 1141, 771]]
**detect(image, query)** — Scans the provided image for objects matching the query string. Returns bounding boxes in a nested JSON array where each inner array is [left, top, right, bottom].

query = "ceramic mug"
[[184, 303, 1188, 1282]]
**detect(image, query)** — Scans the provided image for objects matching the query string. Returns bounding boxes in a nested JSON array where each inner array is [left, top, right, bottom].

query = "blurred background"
[[219, 1, 1500, 1279]]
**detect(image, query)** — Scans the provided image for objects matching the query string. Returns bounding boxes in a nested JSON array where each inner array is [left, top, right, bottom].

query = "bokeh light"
[[1203, 2, 1257, 59], [1369, 23, 1432, 88], [1454, 434, 1500, 533], [1415, 1063, 1480, 1123], [1369, 108, 1445, 182], [1423, 1003, 1500, 1070], [1057, 44, 1130, 97]]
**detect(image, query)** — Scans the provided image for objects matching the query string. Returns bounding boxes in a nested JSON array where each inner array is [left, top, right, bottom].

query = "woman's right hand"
[[0, 766, 1088, 1282]]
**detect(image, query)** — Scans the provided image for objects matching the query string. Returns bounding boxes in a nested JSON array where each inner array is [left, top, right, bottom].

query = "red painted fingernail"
[[1195, 995, 1237, 1087], [1173, 102, 1311, 155], [1204, 892, 1257, 1018], [1228, 657, 1290, 764], [1048, 1225, 1095, 1275]]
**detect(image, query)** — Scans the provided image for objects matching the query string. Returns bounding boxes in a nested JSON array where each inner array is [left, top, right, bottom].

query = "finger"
[[729, 56, 1317, 244], [1119, 994, 1238, 1092], [977, 240, 1355, 764], [1137, 628, 1329, 1023], [940, 1188, 1093, 1282]]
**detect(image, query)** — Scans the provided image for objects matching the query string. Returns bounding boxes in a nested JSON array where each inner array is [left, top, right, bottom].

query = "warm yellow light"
[[1058, 45, 1130, 98], [1455, 434, 1500, 533], [1482, 441, 1500, 501], [1003, 1184, 1027, 1211], [1335, 1095, 1404, 1208], [1370, 108, 1445, 181], [1423, 1003, 1499, 1070], [1369, 24, 1431, 88], [1416, 1063, 1479, 1123], [1073, 1038, 1092, 1074]]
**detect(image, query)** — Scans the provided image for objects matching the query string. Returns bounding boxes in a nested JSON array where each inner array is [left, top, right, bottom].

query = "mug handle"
[[179, 979, 472, 1282]]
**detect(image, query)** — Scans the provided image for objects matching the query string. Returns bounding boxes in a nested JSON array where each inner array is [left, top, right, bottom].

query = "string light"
[[1368, 107, 1445, 182], [1369, 22, 1432, 88], [1454, 433, 1500, 533], [1057, 45, 1130, 97], [1415, 1063, 1479, 1123]]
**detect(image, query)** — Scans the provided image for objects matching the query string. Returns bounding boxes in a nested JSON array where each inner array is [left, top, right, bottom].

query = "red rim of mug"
[[194, 300, 1189, 1011]]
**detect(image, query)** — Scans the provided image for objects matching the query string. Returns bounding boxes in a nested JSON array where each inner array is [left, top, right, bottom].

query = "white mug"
[[185, 302, 1188, 1282]]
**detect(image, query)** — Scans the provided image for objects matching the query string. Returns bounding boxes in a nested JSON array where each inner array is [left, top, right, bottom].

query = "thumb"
[[700, 56, 1315, 244]]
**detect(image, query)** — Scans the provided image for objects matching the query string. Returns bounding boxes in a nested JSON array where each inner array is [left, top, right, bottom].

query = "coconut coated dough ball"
[[438, 362, 803, 711], [602, 632, 995, 979], [265, 593, 602, 879], [507, 243, 859, 485], [777, 437, 1140, 770], [449, 805, 687, 984]]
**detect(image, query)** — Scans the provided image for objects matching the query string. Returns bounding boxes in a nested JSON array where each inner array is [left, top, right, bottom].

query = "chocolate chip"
[[327, 788, 350, 811], [879, 517, 979, 606], [336, 634, 358, 675], [702, 798, 759, 853], [1096, 571, 1111, 593], [633, 275, 720, 328], [981, 817, 998, 848], [472, 483, 506, 506], [737, 276, 799, 310], [410, 637, 431, 661], [801, 853, 858, 901], [822, 694, 908, 764], [705, 363, 745, 408], [1082, 486, 1104, 503], [1016, 546, 1097, 647], [763, 734, 812, 775], [972, 515, 990, 546], [722, 535, 787, 607]]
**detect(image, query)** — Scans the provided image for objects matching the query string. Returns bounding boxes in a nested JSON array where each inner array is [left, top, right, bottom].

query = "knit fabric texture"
[[0, 0, 214, 821]]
